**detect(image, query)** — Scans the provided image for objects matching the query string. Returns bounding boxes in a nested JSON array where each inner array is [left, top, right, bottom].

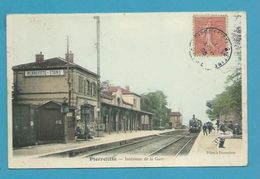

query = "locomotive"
[[189, 114, 202, 133]]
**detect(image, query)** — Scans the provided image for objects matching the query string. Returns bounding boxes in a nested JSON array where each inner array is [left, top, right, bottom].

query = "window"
[[55, 119, 62, 125], [87, 80, 90, 95], [117, 98, 121, 106], [92, 82, 97, 96], [89, 82, 92, 96], [78, 76, 84, 94], [81, 105, 95, 122], [84, 80, 87, 95], [133, 99, 137, 107]]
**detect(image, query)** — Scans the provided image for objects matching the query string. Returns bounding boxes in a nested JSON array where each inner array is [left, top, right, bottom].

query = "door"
[[38, 104, 64, 142], [13, 104, 36, 147]]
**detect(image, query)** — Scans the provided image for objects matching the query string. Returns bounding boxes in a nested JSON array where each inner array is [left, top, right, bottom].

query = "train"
[[189, 115, 202, 133]]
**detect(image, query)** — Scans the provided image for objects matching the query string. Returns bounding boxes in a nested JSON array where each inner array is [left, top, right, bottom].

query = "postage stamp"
[[7, 12, 247, 168], [193, 15, 227, 56], [190, 15, 232, 70]]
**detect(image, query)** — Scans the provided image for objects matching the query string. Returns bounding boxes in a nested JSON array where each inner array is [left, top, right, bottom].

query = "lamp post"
[[82, 106, 89, 140], [96, 107, 100, 137], [61, 102, 69, 141]]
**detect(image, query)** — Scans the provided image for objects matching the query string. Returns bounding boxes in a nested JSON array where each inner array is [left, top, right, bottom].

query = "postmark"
[[189, 15, 232, 70]]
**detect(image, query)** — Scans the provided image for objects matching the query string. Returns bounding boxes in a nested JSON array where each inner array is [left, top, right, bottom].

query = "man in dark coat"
[[202, 124, 208, 135], [206, 122, 215, 134], [227, 121, 234, 133]]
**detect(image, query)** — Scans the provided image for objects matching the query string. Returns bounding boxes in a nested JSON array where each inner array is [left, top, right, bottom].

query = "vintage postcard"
[[7, 12, 247, 168]]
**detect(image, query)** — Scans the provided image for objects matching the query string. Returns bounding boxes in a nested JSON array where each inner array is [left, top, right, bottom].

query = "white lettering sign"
[[66, 112, 73, 117], [25, 70, 64, 77]]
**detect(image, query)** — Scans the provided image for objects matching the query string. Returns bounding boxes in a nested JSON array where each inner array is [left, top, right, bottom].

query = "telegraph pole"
[[94, 16, 101, 137], [66, 36, 71, 107]]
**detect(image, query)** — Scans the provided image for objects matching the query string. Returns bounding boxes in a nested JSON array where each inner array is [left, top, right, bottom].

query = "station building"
[[101, 86, 153, 133], [12, 51, 153, 147], [13, 51, 98, 110], [12, 51, 99, 145], [169, 112, 182, 129]]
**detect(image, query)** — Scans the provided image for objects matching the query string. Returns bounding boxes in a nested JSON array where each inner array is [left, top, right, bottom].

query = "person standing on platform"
[[207, 123, 215, 134], [202, 124, 208, 135], [227, 121, 234, 133], [218, 120, 233, 148], [216, 119, 220, 132]]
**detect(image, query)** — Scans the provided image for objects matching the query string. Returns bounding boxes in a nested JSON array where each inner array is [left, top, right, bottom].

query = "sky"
[[7, 13, 240, 125]]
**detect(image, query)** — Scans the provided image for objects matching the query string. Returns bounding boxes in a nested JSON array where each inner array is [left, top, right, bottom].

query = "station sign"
[[25, 69, 64, 77]]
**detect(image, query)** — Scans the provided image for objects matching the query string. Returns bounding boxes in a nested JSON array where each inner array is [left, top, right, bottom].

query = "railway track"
[[78, 131, 197, 158], [148, 134, 196, 157], [79, 131, 187, 158], [174, 137, 194, 157], [147, 135, 187, 156], [41, 130, 198, 158]]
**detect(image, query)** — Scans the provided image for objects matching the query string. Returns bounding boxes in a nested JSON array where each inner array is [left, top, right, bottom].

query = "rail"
[[147, 135, 187, 156], [174, 137, 194, 158]]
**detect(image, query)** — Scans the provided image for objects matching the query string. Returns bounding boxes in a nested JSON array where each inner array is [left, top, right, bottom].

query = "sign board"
[[66, 112, 73, 117], [25, 69, 64, 77]]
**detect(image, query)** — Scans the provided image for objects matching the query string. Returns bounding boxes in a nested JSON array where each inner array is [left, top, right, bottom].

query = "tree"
[[206, 69, 242, 121], [141, 90, 170, 128], [206, 14, 242, 121], [100, 80, 111, 92]]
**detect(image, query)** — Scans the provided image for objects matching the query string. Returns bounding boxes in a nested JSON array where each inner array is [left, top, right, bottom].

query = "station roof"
[[107, 86, 141, 97], [100, 93, 113, 100], [169, 112, 182, 116], [101, 92, 133, 107], [101, 101, 153, 115], [12, 57, 97, 76]]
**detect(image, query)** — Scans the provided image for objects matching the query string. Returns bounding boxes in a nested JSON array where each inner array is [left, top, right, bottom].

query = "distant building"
[[219, 111, 241, 125], [169, 112, 182, 129]]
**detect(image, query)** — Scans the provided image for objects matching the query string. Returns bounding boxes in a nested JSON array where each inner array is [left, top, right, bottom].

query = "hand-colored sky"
[[7, 13, 240, 124]]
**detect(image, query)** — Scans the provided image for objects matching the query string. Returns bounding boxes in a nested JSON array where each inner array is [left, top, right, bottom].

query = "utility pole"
[[94, 16, 101, 137], [66, 36, 71, 107]]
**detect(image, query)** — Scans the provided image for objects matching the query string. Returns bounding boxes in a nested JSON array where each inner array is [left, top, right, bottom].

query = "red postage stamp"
[[193, 15, 228, 57]]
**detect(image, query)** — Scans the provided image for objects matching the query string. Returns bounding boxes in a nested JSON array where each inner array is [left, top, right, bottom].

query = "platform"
[[189, 130, 243, 155], [180, 129, 247, 166], [13, 129, 176, 158]]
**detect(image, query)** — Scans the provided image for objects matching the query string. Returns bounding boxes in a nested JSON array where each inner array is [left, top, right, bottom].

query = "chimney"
[[65, 50, 74, 63], [36, 52, 44, 63]]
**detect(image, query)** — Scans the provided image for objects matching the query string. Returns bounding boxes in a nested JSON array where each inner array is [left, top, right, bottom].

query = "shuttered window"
[[78, 76, 84, 94], [87, 80, 91, 95]]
